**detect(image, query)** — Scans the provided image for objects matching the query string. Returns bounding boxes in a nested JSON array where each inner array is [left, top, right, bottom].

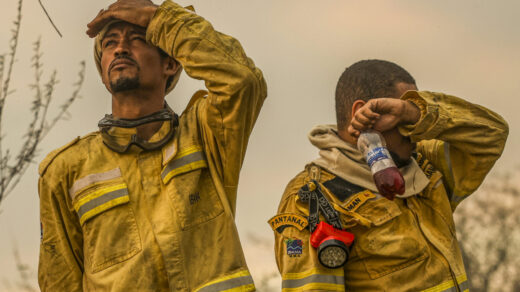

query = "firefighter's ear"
[[164, 57, 180, 76], [351, 100, 366, 118]]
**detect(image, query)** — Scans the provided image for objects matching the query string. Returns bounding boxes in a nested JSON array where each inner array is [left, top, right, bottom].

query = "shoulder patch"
[[39, 136, 81, 176], [268, 213, 308, 234], [322, 176, 365, 202]]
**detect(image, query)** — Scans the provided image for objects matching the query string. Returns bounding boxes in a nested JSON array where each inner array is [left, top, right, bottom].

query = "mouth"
[[109, 58, 138, 72]]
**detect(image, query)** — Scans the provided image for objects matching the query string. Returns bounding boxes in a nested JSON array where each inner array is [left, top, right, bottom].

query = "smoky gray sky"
[[0, 0, 519, 289]]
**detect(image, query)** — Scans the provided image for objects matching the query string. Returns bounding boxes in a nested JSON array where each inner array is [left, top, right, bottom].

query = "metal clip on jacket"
[[298, 180, 355, 269]]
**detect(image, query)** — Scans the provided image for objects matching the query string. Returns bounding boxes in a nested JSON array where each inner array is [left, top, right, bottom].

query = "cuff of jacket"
[[398, 90, 447, 142], [146, 0, 194, 53]]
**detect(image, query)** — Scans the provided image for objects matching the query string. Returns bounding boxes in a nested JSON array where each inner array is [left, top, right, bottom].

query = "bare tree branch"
[[13, 244, 37, 292], [0, 0, 23, 196], [41, 61, 85, 139], [455, 172, 520, 291], [37, 0, 62, 38], [0, 0, 84, 205]]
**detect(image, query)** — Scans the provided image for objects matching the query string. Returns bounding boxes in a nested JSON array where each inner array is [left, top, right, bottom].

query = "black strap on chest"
[[98, 108, 175, 128], [298, 180, 343, 233]]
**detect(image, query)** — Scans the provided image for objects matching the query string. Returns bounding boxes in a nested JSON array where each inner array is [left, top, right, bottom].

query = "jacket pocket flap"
[[356, 198, 402, 227], [73, 182, 130, 225], [161, 145, 208, 184]]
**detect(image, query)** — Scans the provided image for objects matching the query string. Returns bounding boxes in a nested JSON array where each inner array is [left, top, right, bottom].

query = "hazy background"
[[0, 0, 518, 289]]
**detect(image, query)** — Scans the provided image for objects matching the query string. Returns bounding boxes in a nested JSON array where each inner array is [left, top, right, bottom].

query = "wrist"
[[402, 101, 421, 125], [145, 5, 159, 19]]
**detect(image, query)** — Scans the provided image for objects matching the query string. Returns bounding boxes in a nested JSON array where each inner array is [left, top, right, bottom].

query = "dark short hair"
[[335, 59, 416, 130], [158, 48, 175, 91]]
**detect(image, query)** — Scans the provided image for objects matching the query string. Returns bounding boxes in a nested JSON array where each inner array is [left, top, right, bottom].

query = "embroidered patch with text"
[[343, 190, 376, 212], [268, 213, 308, 233], [285, 238, 303, 257]]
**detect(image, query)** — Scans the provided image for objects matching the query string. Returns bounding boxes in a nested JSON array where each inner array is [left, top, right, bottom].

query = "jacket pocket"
[[161, 145, 224, 230], [352, 198, 427, 279], [73, 178, 141, 273]]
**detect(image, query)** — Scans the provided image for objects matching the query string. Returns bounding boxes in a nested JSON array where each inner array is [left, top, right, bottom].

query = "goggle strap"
[[98, 109, 174, 129], [100, 114, 178, 153]]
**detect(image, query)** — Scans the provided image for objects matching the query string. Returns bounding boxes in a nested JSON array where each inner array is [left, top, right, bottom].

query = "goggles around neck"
[[98, 106, 178, 153]]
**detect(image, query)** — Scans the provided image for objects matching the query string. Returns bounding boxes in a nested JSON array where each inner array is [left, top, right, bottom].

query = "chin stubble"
[[110, 76, 140, 93]]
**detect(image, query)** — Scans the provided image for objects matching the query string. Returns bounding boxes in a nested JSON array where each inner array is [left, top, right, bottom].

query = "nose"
[[114, 38, 130, 56]]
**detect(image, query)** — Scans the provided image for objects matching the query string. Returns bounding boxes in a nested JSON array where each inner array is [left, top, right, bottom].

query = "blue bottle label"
[[366, 147, 390, 167]]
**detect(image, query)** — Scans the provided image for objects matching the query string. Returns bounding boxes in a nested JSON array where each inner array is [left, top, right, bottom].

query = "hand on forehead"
[[87, 0, 158, 38]]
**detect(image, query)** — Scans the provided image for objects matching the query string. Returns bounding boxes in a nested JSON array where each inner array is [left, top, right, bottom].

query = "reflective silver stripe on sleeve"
[[282, 274, 344, 289], [197, 275, 254, 292], [69, 168, 122, 199], [161, 151, 205, 180], [162, 142, 177, 165], [76, 188, 129, 219]]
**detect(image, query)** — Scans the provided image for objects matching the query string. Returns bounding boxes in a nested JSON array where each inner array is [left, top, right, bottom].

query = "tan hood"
[[309, 124, 429, 198]]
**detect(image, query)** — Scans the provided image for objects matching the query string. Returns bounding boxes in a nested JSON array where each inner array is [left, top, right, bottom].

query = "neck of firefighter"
[[111, 86, 165, 141], [338, 125, 357, 146]]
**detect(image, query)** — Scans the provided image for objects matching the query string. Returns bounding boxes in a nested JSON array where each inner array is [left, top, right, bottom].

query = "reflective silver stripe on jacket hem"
[[161, 151, 205, 179], [197, 275, 254, 292], [422, 277, 469, 292], [76, 188, 129, 219], [282, 274, 344, 289], [69, 168, 122, 199]]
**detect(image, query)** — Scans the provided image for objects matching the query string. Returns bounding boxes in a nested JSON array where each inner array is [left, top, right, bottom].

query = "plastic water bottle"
[[357, 130, 405, 200]]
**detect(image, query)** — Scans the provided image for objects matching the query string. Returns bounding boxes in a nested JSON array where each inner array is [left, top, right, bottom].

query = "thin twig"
[[0, 55, 4, 99], [0, 0, 22, 198], [13, 243, 37, 292], [0, 0, 22, 103], [0, 0, 83, 209], [37, 0, 62, 38], [2, 40, 47, 197], [5, 70, 57, 197], [41, 61, 85, 139]]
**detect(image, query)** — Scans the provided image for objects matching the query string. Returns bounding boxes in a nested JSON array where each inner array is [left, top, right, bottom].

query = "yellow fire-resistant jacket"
[[38, 1, 266, 291], [272, 91, 508, 291]]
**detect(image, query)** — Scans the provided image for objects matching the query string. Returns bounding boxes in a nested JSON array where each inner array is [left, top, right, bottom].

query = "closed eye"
[[103, 39, 117, 48]]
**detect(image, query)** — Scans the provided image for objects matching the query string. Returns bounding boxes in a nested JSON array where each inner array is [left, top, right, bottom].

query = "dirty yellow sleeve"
[[38, 176, 83, 291], [399, 91, 508, 210], [147, 1, 267, 214]]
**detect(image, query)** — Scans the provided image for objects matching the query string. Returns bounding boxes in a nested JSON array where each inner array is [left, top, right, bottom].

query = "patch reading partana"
[[268, 213, 308, 233]]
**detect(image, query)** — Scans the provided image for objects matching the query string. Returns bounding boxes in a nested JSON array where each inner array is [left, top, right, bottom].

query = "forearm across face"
[[399, 91, 509, 206]]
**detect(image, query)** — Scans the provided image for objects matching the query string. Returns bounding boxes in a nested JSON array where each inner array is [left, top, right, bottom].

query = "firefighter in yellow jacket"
[[270, 60, 508, 291], [38, 0, 266, 290]]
